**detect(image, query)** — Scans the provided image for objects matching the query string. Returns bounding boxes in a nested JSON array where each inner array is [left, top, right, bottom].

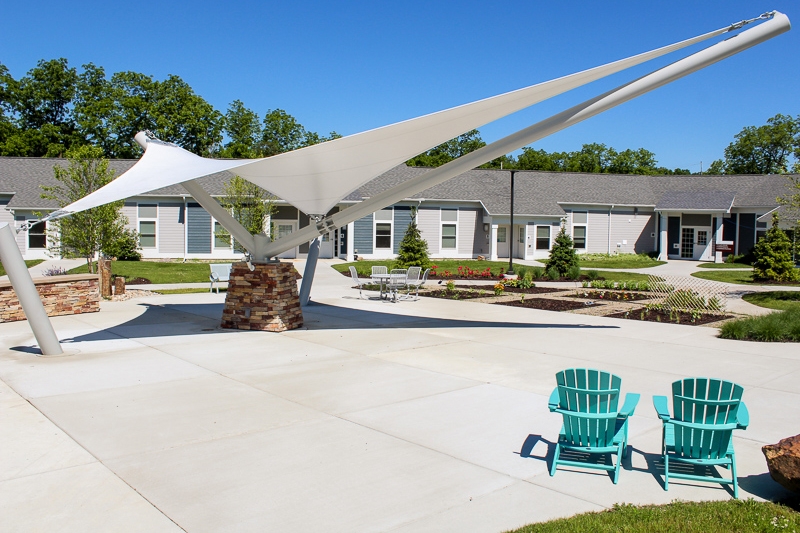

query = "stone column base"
[[221, 262, 303, 332]]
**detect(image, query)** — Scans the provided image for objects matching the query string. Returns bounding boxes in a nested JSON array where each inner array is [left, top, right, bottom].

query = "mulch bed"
[[605, 308, 734, 326], [421, 288, 498, 300], [496, 298, 600, 312], [125, 277, 152, 285], [567, 290, 652, 302], [455, 284, 562, 295]]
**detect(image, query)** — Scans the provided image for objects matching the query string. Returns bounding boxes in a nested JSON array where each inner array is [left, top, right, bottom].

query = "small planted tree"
[[394, 207, 429, 269], [216, 175, 276, 249], [548, 223, 580, 278], [41, 145, 127, 273], [752, 213, 799, 283]]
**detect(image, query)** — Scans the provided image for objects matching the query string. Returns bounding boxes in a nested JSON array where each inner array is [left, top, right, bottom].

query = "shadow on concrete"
[[57, 301, 619, 343], [739, 472, 798, 503]]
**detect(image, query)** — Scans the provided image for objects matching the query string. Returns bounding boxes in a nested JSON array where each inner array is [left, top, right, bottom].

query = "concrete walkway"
[[1, 258, 798, 532]]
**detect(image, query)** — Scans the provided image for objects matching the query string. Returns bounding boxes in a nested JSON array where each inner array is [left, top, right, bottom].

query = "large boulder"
[[763, 434, 800, 493]]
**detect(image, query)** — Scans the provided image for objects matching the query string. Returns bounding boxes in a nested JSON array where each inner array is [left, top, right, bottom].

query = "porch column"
[[714, 216, 724, 263], [657, 213, 668, 261], [346, 221, 355, 262], [490, 224, 498, 261]]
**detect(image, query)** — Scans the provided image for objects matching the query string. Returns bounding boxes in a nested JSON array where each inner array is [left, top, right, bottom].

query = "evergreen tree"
[[548, 223, 580, 278], [394, 207, 429, 269], [752, 213, 799, 282]]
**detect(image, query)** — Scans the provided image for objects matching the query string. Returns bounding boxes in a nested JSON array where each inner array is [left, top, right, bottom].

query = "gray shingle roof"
[[0, 157, 793, 216], [655, 191, 736, 211]]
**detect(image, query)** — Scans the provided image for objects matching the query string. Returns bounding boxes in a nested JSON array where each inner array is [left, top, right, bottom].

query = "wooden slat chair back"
[[549, 368, 639, 484], [653, 377, 748, 498]]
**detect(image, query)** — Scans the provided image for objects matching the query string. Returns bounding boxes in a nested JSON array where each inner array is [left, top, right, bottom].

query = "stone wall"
[[221, 262, 303, 332], [0, 274, 100, 323]]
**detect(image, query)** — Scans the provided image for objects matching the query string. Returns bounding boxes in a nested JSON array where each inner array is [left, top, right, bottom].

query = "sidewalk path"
[[2, 258, 797, 532]]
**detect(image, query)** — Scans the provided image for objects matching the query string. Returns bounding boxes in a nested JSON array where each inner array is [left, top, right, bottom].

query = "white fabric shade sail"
[[49, 14, 773, 220]]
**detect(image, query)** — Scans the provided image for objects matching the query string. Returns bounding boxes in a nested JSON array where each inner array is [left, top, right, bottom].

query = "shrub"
[[394, 208, 430, 270], [42, 266, 68, 276], [566, 264, 581, 280], [586, 270, 600, 281], [752, 213, 799, 283], [103, 228, 142, 261], [531, 266, 545, 279], [720, 307, 800, 342], [546, 266, 561, 280], [547, 225, 579, 276]]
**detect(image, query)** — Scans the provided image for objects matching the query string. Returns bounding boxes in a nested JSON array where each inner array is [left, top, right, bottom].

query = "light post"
[[507, 170, 516, 275]]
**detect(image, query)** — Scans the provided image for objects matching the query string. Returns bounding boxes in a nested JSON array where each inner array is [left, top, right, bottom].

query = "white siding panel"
[[158, 203, 185, 254], [418, 207, 439, 255], [122, 202, 137, 231], [458, 208, 477, 255], [587, 209, 609, 254], [609, 209, 656, 254]]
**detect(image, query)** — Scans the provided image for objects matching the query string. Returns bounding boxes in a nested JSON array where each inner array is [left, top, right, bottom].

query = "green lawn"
[[576, 253, 665, 269], [697, 262, 754, 269], [68, 260, 213, 284], [333, 259, 518, 278], [0, 259, 44, 277], [510, 500, 800, 533], [692, 270, 800, 286], [586, 270, 652, 282], [742, 291, 800, 310], [719, 306, 800, 342], [152, 288, 223, 295]]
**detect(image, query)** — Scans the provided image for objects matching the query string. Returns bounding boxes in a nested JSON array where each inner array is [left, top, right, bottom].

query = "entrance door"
[[319, 232, 333, 258], [276, 222, 297, 259], [337, 226, 348, 257], [681, 227, 694, 258], [496, 226, 509, 258], [694, 228, 711, 260]]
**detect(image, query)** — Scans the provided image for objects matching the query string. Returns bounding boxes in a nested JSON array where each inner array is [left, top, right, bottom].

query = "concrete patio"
[[1, 260, 798, 532]]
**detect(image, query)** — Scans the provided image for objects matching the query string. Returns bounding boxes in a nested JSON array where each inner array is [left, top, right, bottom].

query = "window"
[[214, 221, 231, 249], [518, 226, 525, 244], [572, 211, 587, 249], [138, 204, 157, 248], [756, 217, 768, 242], [573, 227, 586, 249], [374, 208, 393, 250], [497, 227, 507, 243], [277, 224, 293, 240], [697, 230, 708, 246], [441, 208, 457, 250], [28, 221, 47, 249], [536, 226, 550, 250]]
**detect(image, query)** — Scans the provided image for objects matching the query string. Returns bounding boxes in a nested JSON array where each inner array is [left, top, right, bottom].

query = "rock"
[[763, 434, 800, 493]]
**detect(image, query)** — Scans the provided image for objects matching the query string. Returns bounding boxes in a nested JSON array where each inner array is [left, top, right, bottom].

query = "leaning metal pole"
[[298, 236, 321, 306], [0, 223, 63, 356], [259, 11, 790, 259]]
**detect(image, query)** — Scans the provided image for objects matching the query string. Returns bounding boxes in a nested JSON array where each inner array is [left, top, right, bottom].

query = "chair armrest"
[[548, 388, 560, 412], [736, 401, 749, 430], [210, 273, 219, 282], [653, 395, 670, 421], [619, 393, 640, 418]]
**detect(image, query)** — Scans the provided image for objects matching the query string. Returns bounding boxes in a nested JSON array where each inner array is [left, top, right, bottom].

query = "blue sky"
[[2, 1, 797, 171]]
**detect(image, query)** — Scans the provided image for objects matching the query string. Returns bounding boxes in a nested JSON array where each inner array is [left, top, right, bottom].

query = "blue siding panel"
[[354, 214, 373, 255], [393, 206, 412, 254], [187, 203, 211, 253]]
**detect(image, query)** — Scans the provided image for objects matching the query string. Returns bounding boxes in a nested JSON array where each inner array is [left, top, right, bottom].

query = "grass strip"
[[509, 500, 800, 533], [0, 259, 44, 277], [742, 291, 800, 310], [719, 307, 800, 342], [696, 263, 754, 269], [692, 270, 800, 286], [542, 253, 665, 269], [69, 260, 213, 284]]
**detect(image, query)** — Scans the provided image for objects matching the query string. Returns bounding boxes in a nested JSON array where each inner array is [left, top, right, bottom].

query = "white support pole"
[[180, 180, 258, 256], [658, 214, 669, 261], [0, 223, 62, 356], [258, 12, 790, 260], [299, 237, 321, 306]]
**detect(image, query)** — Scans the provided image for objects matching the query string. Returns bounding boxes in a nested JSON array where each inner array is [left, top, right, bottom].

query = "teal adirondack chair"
[[653, 377, 749, 498], [548, 368, 640, 484]]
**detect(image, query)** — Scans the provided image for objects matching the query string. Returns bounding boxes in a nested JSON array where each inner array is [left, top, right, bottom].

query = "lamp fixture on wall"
[[483, 223, 489, 232]]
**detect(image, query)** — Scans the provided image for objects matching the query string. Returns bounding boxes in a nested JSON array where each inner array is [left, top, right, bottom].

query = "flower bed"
[[430, 265, 505, 280], [568, 290, 652, 302], [455, 284, 562, 295], [606, 307, 733, 326], [497, 298, 598, 312], [421, 287, 497, 300]]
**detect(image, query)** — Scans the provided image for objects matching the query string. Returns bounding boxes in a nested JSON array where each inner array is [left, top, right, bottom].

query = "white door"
[[496, 226, 509, 258], [276, 222, 297, 259], [694, 227, 712, 260], [319, 232, 334, 258]]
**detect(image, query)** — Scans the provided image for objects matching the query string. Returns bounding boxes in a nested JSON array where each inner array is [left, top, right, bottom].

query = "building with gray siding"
[[1, 157, 795, 263]]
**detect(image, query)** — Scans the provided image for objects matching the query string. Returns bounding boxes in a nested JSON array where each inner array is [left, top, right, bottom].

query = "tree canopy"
[[707, 114, 800, 175]]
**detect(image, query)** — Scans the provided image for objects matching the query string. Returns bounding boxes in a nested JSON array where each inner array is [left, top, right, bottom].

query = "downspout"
[[183, 195, 188, 263]]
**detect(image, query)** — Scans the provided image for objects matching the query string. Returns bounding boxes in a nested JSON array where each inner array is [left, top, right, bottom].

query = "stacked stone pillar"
[[221, 262, 303, 332]]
